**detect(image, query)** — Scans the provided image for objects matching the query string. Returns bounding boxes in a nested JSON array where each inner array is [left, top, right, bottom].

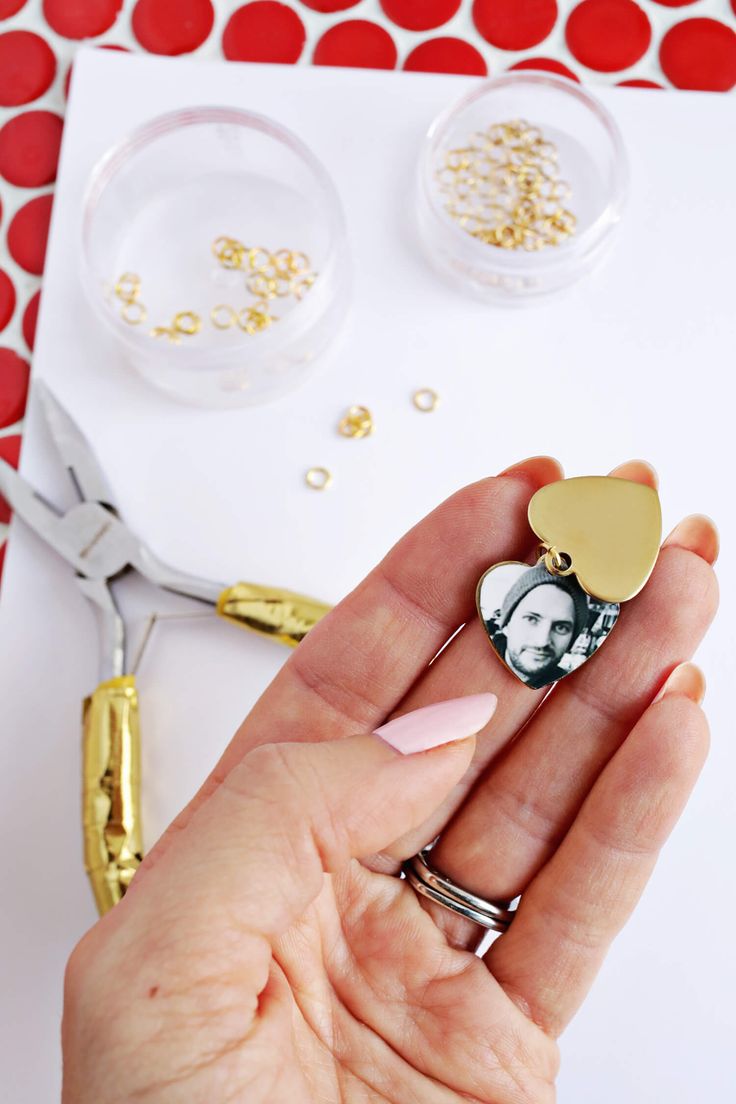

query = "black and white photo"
[[477, 561, 619, 689]]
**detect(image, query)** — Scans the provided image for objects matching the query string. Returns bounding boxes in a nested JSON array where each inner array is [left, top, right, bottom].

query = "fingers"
[[419, 511, 717, 949], [365, 460, 663, 877], [485, 666, 709, 1037], [662, 512, 719, 563], [129, 697, 491, 945], [150, 457, 562, 852]]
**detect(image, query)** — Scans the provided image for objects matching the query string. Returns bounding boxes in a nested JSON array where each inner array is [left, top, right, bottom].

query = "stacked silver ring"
[[403, 849, 517, 933]]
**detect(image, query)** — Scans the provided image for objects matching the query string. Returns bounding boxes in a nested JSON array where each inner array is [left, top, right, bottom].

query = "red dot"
[[0, 0, 28, 14], [649, 0, 698, 5], [0, 434, 22, 524], [222, 2, 305, 63], [22, 290, 40, 352], [42, 0, 122, 39], [566, 0, 651, 73], [473, 0, 557, 51], [313, 20, 397, 69], [404, 36, 487, 75], [132, 0, 215, 56], [298, 0, 360, 9], [7, 194, 53, 276], [0, 112, 63, 188], [0, 541, 6, 585], [660, 19, 736, 91], [0, 32, 56, 108], [0, 348, 30, 428], [617, 77, 662, 87], [509, 55, 579, 81], [0, 271, 15, 332], [380, 0, 461, 32]]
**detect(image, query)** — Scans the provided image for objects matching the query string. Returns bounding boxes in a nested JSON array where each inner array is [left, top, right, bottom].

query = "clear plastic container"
[[81, 107, 350, 407], [416, 74, 628, 304]]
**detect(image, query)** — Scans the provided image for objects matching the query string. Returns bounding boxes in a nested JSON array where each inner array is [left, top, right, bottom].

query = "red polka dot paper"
[[0, 0, 735, 577]]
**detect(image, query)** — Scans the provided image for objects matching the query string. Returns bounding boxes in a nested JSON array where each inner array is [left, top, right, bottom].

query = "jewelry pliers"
[[0, 381, 331, 916]]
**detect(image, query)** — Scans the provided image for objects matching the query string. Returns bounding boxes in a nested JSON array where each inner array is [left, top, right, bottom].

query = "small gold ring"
[[247, 246, 272, 273], [291, 273, 316, 300], [247, 273, 277, 299], [121, 300, 147, 325], [338, 405, 373, 439], [237, 304, 275, 334], [412, 388, 439, 413], [305, 466, 332, 491], [287, 250, 310, 275], [210, 304, 236, 330], [173, 310, 202, 336], [115, 273, 142, 303], [543, 546, 574, 577], [273, 276, 293, 298], [212, 237, 245, 269]]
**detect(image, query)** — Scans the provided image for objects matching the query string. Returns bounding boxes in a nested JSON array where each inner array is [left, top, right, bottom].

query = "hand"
[[62, 457, 718, 1103]]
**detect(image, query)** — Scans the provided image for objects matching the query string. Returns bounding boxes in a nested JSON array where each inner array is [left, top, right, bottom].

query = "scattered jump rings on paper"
[[413, 388, 439, 412], [436, 119, 576, 251], [305, 466, 332, 491], [338, 405, 374, 439]]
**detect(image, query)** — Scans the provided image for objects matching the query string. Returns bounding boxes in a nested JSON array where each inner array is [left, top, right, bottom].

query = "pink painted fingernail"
[[373, 693, 497, 756]]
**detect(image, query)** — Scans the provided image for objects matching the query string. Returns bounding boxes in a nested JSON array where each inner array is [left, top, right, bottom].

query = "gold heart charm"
[[528, 477, 662, 604], [477, 561, 619, 689]]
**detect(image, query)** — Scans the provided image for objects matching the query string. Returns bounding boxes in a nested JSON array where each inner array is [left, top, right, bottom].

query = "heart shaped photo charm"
[[476, 560, 620, 689]]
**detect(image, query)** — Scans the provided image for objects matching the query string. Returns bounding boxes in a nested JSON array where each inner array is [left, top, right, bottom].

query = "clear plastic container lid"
[[81, 106, 351, 407], [416, 74, 629, 304]]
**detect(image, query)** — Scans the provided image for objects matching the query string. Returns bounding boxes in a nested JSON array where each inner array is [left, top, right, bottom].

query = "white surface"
[[1, 51, 734, 1101]]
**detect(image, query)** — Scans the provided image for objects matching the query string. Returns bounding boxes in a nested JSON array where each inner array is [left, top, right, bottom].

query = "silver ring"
[[402, 849, 517, 933]]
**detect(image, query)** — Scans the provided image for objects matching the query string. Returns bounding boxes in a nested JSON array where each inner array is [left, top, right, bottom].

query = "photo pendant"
[[476, 558, 620, 690]]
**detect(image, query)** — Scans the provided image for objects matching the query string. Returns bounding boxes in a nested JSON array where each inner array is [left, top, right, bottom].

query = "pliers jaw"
[[0, 383, 223, 681]]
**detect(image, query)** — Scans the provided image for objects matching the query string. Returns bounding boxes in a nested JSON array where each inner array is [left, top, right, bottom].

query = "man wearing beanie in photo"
[[491, 563, 590, 689]]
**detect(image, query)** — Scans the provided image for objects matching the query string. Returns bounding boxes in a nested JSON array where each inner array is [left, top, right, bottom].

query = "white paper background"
[[0, 51, 734, 1101]]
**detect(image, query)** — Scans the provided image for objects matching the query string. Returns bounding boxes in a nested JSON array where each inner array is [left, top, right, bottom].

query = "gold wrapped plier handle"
[[83, 676, 142, 915], [83, 583, 331, 914]]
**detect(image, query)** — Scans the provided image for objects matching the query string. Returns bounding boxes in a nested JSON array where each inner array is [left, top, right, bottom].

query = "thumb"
[[132, 693, 497, 939]]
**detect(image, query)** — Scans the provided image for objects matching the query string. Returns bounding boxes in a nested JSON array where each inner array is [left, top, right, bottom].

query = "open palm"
[[62, 457, 718, 1103]]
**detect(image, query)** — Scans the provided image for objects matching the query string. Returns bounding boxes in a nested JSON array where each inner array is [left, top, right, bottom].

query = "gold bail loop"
[[539, 543, 574, 577]]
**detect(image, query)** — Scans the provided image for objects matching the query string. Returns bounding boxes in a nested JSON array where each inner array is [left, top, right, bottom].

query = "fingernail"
[[663, 514, 719, 565], [498, 456, 563, 487], [373, 693, 497, 756], [608, 459, 659, 489], [654, 662, 706, 706]]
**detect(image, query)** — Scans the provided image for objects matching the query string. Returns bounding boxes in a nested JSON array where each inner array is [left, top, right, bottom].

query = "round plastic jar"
[[416, 74, 628, 304], [81, 107, 350, 407]]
